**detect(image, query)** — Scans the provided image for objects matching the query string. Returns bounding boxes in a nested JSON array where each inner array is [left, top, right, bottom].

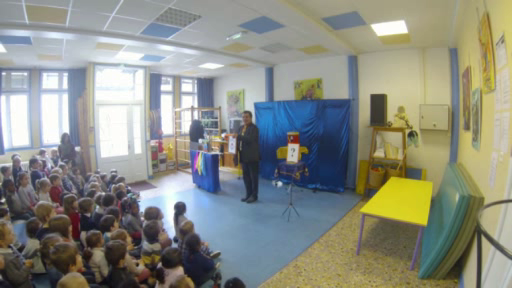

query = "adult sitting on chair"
[[234, 111, 260, 204], [189, 120, 205, 151]]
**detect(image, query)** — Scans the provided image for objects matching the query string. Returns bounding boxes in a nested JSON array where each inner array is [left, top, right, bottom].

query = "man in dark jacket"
[[235, 111, 260, 203]]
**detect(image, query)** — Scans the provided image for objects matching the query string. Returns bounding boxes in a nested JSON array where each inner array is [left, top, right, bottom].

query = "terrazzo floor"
[[145, 171, 460, 287]]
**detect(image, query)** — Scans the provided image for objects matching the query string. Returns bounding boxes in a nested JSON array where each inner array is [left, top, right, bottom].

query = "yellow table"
[[356, 177, 433, 270]]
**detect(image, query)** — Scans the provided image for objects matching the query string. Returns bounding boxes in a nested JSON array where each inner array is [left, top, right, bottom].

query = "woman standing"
[[58, 133, 76, 165]]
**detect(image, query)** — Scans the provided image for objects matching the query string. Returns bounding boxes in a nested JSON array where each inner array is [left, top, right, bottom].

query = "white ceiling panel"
[[115, 0, 167, 21], [0, 0, 23, 3], [32, 37, 64, 47], [291, 0, 356, 18], [68, 10, 111, 31], [122, 45, 174, 57], [72, 0, 120, 14], [170, 30, 201, 45], [263, 27, 315, 49], [0, 3, 26, 23], [25, 0, 70, 8], [105, 16, 148, 34], [147, 0, 176, 5], [239, 48, 270, 59]]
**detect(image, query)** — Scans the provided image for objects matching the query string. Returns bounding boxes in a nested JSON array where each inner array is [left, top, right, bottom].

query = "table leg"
[[410, 227, 424, 270], [356, 214, 365, 255]]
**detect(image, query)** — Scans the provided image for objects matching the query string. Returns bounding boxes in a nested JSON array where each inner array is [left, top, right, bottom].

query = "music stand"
[[274, 161, 308, 222]]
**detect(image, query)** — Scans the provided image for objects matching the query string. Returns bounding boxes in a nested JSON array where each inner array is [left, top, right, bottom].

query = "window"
[[40, 71, 69, 146], [1, 70, 31, 149], [95, 66, 144, 101], [161, 76, 174, 135], [180, 78, 197, 132]]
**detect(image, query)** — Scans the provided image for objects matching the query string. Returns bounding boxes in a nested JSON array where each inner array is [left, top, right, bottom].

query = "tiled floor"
[[144, 171, 460, 287]]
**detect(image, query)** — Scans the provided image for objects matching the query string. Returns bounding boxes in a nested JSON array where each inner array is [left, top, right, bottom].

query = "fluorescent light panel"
[[115, 51, 143, 60], [371, 20, 408, 36], [199, 63, 224, 69], [0, 44, 5, 53]]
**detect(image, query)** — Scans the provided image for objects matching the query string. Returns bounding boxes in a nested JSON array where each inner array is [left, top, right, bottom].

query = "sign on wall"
[[294, 78, 323, 100], [227, 89, 245, 119], [479, 12, 496, 94]]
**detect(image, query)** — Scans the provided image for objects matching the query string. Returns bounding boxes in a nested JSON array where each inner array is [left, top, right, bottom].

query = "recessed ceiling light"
[[0, 44, 6, 53], [371, 20, 408, 36], [226, 31, 247, 41], [115, 51, 143, 60], [199, 63, 224, 69]]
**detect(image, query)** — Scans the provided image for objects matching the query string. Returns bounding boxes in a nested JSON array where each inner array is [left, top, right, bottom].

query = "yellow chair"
[[276, 146, 309, 161]]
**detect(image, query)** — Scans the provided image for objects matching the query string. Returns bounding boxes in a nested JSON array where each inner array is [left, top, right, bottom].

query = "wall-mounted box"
[[420, 104, 450, 131]]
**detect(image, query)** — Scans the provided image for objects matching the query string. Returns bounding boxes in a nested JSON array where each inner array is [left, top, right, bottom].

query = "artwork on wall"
[[294, 78, 323, 100], [472, 88, 482, 150], [227, 89, 245, 119], [462, 66, 472, 130], [478, 12, 496, 94]]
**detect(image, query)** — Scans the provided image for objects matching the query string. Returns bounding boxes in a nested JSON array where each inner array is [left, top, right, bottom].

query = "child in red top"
[[49, 174, 63, 206], [63, 194, 80, 241]]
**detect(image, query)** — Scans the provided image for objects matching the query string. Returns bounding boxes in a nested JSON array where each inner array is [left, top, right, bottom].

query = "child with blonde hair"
[[57, 272, 89, 288], [111, 229, 150, 283], [37, 178, 53, 204], [35, 201, 57, 241], [17, 172, 38, 210], [0, 220, 33, 288]]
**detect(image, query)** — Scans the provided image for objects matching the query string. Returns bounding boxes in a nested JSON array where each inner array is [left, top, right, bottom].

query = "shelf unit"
[[364, 126, 407, 199], [174, 106, 222, 173]]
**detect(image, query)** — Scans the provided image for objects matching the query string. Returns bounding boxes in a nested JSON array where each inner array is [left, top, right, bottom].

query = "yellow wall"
[[455, 0, 512, 286]]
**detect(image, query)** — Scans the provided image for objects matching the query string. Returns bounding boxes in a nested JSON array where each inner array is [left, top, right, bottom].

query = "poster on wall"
[[478, 12, 496, 94], [294, 78, 323, 100], [472, 88, 482, 150], [462, 66, 472, 130], [227, 89, 245, 119]]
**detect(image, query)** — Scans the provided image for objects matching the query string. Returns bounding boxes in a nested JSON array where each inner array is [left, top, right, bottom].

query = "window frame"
[[39, 70, 69, 147], [180, 77, 198, 132], [160, 75, 175, 137], [1, 69, 32, 150]]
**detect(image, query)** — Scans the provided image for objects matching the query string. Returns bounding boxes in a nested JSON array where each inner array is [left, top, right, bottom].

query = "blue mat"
[[140, 178, 361, 287]]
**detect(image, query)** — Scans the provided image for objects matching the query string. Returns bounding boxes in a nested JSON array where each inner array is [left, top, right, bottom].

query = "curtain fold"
[[150, 73, 162, 140], [0, 68, 4, 155], [346, 56, 359, 189], [197, 78, 214, 107], [67, 68, 86, 146]]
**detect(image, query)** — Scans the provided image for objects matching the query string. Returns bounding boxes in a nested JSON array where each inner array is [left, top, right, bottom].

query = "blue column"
[[265, 66, 274, 102], [450, 48, 460, 163], [346, 56, 359, 189]]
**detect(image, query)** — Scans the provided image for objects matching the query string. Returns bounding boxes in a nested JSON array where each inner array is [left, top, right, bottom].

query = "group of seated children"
[[0, 149, 245, 288]]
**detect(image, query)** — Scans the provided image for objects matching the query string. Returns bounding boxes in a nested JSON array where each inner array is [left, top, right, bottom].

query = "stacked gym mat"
[[418, 163, 484, 279]]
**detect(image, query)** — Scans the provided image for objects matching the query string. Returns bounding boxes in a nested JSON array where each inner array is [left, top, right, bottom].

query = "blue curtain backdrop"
[[67, 68, 86, 145], [0, 68, 4, 155], [197, 78, 214, 107], [255, 100, 351, 192]]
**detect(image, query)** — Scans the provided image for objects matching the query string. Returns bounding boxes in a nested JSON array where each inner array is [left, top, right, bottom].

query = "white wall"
[[214, 68, 266, 129], [274, 56, 349, 101], [358, 48, 452, 193]]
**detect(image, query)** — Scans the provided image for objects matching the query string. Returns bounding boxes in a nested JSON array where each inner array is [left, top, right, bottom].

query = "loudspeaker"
[[370, 94, 387, 126]]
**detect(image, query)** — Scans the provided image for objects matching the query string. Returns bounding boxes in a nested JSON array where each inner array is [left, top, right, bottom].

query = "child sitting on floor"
[[178, 220, 220, 259], [29, 157, 45, 191], [99, 173, 109, 194], [49, 215, 73, 243], [111, 229, 150, 283], [49, 174, 64, 206], [58, 164, 76, 194], [100, 215, 119, 244], [78, 197, 96, 247], [17, 172, 38, 210], [0, 220, 33, 288], [71, 167, 85, 195], [84, 230, 108, 284], [92, 193, 105, 227], [0, 207, 23, 252], [182, 233, 219, 287], [37, 178, 54, 205], [142, 220, 165, 271], [3, 179, 31, 221], [122, 198, 143, 242], [11, 156, 23, 188], [63, 194, 80, 241], [105, 240, 135, 288], [35, 201, 57, 241], [1, 166, 12, 183], [49, 242, 83, 284], [40, 233, 64, 288], [50, 149, 60, 168], [57, 272, 90, 288], [156, 247, 185, 288], [22, 217, 46, 273], [173, 202, 188, 243]]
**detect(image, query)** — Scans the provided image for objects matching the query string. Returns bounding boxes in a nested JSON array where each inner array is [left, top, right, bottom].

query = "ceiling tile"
[[322, 11, 366, 30], [31, 37, 64, 47], [222, 42, 253, 53], [37, 46, 63, 55], [96, 42, 124, 51], [140, 54, 166, 62], [230, 63, 250, 68], [25, 0, 70, 9], [38, 54, 63, 61], [238, 48, 270, 59], [26, 4, 68, 25], [116, 0, 166, 21], [170, 30, 202, 45], [140, 23, 181, 39], [173, 0, 259, 27], [299, 45, 329, 55], [154, 7, 201, 28], [0, 59, 15, 66], [260, 43, 292, 53], [239, 16, 284, 34], [181, 70, 199, 75], [0, 3, 26, 23], [105, 16, 148, 34], [0, 35, 32, 45], [290, 0, 356, 18], [147, 0, 175, 4], [263, 27, 313, 49], [68, 10, 110, 30], [122, 46, 172, 57], [72, 0, 119, 14], [379, 34, 411, 45]]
